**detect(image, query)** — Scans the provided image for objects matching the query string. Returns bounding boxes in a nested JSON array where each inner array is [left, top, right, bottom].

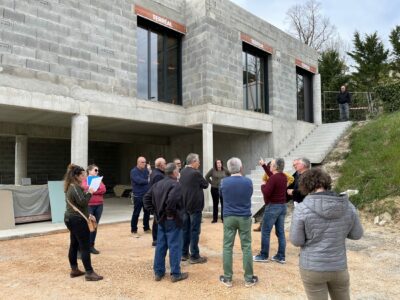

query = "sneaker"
[[219, 275, 232, 287], [132, 231, 140, 238], [154, 274, 165, 281], [90, 247, 100, 255], [271, 255, 286, 264], [245, 275, 259, 287], [171, 272, 189, 283], [151, 241, 157, 247], [181, 255, 190, 261], [189, 256, 208, 264], [253, 254, 268, 262]]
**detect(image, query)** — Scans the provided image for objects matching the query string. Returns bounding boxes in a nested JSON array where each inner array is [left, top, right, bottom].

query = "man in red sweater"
[[253, 158, 288, 264]]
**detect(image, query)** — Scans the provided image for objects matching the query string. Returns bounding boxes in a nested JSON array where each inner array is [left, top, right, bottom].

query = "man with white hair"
[[287, 157, 311, 205], [219, 157, 258, 288]]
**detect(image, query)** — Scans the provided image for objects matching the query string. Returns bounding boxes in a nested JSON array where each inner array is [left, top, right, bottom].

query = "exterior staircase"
[[247, 121, 352, 214]]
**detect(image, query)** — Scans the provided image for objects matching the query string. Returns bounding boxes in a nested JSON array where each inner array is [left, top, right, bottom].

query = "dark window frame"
[[296, 67, 314, 123], [242, 43, 269, 114], [137, 17, 182, 105]]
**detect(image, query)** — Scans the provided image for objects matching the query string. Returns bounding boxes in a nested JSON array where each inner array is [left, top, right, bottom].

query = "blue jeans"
[[131, 196, 150, 232], [260, 204, 287, 259], [182, 211, 202, 259], [339, 103, 349, 121], [154, 219, 183, 277], [88, 204, 103, 247]]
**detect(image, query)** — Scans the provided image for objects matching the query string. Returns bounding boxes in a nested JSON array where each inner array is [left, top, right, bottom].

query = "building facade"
[[0, 0, 320, 205]]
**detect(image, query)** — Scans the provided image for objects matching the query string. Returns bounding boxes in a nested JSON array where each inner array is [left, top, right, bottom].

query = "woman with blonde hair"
[[64, 164, 103, 281]]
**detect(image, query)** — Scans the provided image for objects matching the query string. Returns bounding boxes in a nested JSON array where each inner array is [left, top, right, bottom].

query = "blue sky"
[[230, 0, 400, 50]]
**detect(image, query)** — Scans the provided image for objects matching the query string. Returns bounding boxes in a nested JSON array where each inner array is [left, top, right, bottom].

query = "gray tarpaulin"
[[0, 185, 50, 217]]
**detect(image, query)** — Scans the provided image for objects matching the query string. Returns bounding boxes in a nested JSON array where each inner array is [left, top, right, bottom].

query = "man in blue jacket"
[[130, 156, 151, 237]]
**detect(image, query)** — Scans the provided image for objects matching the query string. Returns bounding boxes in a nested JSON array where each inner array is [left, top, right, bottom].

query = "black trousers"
[[65, 215, 93, 272], [211, 187, 223, 221]]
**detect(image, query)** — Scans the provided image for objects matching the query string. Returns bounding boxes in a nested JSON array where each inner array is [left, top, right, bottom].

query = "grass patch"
[[335, 112, 400, 208]]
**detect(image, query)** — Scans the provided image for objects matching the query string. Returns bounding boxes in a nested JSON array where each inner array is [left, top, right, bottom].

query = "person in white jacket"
[[290, 168, 363, 300]]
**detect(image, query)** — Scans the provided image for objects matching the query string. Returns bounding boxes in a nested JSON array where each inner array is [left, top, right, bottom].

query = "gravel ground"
[[0, 214, 399, 300]]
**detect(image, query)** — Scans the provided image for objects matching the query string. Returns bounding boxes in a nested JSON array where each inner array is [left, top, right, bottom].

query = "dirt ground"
[[0, 212, 399, 300]]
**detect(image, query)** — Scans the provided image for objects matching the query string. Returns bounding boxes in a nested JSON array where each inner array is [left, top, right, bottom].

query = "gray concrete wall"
[[0, 136, 14, 184], [0, 0, 137, 97]]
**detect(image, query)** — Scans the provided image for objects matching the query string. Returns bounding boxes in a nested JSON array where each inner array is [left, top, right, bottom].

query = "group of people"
[[63, 153, 364, 299]]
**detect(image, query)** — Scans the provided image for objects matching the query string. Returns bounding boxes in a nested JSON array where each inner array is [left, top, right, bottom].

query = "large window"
[[296, 67, 313, 122], [242, 44, 268, 113], [137, 17, 181, 105]]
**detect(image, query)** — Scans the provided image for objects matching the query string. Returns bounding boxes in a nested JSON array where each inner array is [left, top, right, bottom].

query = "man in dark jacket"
[[336, 85, 351, 121], [130, 156, 151, 237], [149, 157, 166, 246], [287, 158, 311, 206], [179, 153, 209, 264], [143, 163, 188, 283]]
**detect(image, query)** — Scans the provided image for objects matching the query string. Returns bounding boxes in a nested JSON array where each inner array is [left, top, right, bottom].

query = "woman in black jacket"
[[64, 164, 103, 281]]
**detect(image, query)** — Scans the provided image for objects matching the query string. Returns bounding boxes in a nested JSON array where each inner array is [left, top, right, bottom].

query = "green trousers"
[[223, 216, 253, 281]]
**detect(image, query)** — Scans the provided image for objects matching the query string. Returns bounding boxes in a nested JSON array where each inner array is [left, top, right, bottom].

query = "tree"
[[347, 31, 389, 91], [389, 25, 400, 74], [286, 0, 336, 51], [318, 49, 349, 92]]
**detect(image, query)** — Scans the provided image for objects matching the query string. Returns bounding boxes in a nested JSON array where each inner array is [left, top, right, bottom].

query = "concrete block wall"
[[0, 0, 138, 97], [27, 138, 70, 183], [0, 137, 15, 184]]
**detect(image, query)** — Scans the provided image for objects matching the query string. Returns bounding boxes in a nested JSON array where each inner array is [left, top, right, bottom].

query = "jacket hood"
[[303, 191, 349, 219]]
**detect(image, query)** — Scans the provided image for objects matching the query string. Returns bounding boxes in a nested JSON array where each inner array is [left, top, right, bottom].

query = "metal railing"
[[322, 91, 378, 123]]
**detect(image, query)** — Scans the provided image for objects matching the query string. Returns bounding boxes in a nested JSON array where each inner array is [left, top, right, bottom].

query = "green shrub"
[[374, 81, 400, 112]]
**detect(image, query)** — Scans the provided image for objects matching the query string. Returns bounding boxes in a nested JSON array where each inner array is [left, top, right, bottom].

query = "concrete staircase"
[[247, 121, 352, 214]]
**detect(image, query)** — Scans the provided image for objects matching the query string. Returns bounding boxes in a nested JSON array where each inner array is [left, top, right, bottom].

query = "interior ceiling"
[[0, 106, 256, 137]]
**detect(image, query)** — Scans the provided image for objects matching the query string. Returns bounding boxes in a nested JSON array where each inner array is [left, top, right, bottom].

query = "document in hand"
[[88, 176, 103, 192]]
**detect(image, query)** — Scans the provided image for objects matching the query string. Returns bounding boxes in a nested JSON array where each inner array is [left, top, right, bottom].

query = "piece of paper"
[[89, 176, 103, 192]]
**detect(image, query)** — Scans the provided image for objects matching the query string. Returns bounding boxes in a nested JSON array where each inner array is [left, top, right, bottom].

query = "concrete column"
[[15, 135, 27, 185], [313, 73, 322, 125], [71, 114, 88, 167], [202, 123, 213, 211]]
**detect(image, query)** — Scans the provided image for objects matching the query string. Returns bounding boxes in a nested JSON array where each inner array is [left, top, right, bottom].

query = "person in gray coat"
[[290, 168, 363, 300]]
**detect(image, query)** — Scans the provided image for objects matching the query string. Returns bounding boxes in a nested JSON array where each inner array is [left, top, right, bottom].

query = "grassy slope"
[[335, 112, 400, 207]]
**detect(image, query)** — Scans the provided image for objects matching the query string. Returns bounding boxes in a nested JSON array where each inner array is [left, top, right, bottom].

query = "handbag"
[[66, 198, 97, 233]]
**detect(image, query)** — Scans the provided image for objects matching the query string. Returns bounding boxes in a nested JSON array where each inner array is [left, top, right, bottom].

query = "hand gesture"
[[89, 214, 96, 222], [259, 158, 265, 166]]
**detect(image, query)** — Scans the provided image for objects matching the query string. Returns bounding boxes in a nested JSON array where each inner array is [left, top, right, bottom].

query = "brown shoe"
[[85, 271, 104, 281], [70, 268, 85, 278], [253, 224, 261, 232]]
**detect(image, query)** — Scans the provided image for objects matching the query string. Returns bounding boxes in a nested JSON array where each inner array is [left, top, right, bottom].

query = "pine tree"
[[319, 49, 349, 92], [389, 26, 400, 74], [347, 32, 389, 91]]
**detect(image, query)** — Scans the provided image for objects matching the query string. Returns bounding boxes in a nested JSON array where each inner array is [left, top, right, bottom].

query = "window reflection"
[[242, 46, 267, 113], [137, 20, 181, 105]]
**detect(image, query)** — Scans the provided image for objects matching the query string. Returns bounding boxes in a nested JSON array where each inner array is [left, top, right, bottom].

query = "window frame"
[[137, 17, 182, 105], [296, 67, 314, 123], [242, 43, 269, 114]]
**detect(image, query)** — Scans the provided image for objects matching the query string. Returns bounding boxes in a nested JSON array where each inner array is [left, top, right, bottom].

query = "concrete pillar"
[[313, 73, 322, 125], [15, 135, 27, 185], [202, 123, 213, 210], [71, 114, 88, 168]]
